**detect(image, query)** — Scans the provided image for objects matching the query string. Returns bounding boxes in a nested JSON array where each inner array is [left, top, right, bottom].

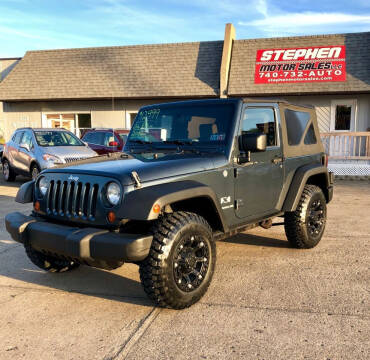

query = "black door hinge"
[[235, 199, 244, 209]]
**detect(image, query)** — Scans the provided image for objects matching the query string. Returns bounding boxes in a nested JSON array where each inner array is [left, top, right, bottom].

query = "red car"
[[81, 128, 129, 155]]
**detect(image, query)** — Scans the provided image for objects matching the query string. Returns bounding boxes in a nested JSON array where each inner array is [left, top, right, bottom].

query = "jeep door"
[[234, 104, 284, 219]]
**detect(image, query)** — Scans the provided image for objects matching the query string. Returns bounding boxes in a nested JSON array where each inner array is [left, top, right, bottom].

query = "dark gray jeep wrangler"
[[5, 99, 334, 309]]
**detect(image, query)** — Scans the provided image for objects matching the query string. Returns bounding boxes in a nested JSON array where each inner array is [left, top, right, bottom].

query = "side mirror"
[[20, 143, 30, 152], [239, 133, 267, 153], [109, 141, 118, 147]]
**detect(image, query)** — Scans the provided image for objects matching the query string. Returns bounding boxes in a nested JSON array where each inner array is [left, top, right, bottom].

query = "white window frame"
[[125, 111, 138, 129], [41, 111, 91, 136], [330, 99, 357, 132]]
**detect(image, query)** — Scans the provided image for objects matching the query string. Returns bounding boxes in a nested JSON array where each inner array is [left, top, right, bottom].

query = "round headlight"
[[38, 177, 48, 196], [106, 182, 121, 206]]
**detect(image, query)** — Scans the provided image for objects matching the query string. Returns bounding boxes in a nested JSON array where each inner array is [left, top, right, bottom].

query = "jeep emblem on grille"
[[68, 175, 79, 182]]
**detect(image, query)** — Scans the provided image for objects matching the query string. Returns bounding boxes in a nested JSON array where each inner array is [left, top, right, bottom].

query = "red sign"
[[255, 45, 346, 84]]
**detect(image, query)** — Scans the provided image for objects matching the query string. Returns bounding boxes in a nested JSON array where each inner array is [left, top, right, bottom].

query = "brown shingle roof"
[[1, 32, 369, 101], [0, 41, 223, 101], [228, 32, 370, 96]]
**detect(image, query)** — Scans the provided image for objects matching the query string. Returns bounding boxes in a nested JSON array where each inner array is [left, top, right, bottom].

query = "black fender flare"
[[15, 180, 34, 203], [118, 180, 228, 231], [282, 164, 331, 212]]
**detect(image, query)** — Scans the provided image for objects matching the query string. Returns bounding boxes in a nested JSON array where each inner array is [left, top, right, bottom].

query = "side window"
[[285, 109, 311, 146], [304, 124, 317, 145], [13, 131, 24, 144], [20, 131, 34, 149], [84, 132, 104, 145], [82, 132, 94, 143], [242, 108, 276, 147]]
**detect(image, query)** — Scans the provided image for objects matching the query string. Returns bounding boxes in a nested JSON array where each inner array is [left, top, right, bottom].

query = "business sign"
[[255, 45, 346, 84]]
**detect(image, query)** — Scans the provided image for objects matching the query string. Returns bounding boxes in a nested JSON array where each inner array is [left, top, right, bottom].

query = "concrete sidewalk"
[[0, 178, 369, 359]]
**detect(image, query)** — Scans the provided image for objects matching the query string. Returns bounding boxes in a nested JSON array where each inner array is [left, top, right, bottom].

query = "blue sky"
[[0, 0, 369, 57]]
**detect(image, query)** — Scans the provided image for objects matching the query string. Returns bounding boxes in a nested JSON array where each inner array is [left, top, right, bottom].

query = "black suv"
[[6, 99, 333, 309]]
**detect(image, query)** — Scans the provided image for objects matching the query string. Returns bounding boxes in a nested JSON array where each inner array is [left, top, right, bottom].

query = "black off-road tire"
[[139, 211, 216, 309], [284, 184, 327, 249], [25, 243, 80, 273], [2, 159, 16, 182]]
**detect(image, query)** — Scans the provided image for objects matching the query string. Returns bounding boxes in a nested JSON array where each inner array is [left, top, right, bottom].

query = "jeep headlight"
[[38, 176, 48, 196], [106, 182, 121, 206]]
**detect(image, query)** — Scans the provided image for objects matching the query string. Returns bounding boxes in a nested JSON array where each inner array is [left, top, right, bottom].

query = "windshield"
[[127, 104, 235, 147], [34, 131, 84, 147]]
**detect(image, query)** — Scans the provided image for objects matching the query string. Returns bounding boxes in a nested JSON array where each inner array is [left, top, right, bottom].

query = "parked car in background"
[[2, 128, 97, 181], [81, 128, 129, 155]]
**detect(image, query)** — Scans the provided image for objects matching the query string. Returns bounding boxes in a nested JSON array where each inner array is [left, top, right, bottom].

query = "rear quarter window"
[[285, 109, 311, 146]]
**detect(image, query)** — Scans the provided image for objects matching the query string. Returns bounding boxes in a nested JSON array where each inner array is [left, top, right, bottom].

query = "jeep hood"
[[43, 152, 226, 185]]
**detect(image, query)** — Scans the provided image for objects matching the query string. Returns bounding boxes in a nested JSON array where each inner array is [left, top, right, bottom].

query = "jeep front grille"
[[46, 180, 99, 219]]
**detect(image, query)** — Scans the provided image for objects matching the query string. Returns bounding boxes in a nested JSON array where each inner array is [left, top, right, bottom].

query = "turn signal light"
[[34, 201, 40, 212], [153, 204, 161, 214], [107, 211, 116, 223]]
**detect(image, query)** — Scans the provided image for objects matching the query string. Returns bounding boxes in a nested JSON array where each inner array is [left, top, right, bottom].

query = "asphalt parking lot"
[[0, 176, 369, 360]]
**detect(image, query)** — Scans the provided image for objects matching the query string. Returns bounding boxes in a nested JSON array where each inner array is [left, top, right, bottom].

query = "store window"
[[43, 113, 91, 136], [77, 114, 92, 136]]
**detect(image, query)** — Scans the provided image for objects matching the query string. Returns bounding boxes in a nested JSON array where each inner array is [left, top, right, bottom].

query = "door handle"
[[272, 157, 283, 164]]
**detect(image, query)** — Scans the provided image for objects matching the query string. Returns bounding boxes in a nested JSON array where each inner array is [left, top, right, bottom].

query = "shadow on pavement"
[[0, 240, 153, 308], [223, 232, 291, 248], [0, 176, 29, 188]]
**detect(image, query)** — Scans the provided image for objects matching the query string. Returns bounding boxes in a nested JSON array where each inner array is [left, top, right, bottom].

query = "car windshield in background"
[[35, 131, 84, 147], [127, 104, 235, 146]]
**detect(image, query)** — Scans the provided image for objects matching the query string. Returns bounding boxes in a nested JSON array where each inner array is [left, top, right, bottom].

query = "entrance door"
[[329, 99, 357, 157], [330, 99, 356, 132], [234, 105, 284, 220]]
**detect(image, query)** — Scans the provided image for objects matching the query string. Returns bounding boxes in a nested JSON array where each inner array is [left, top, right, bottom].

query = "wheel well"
[[29, 161, 39, 172], [170, 196, 224, 232], [306, 173, 329, 201]]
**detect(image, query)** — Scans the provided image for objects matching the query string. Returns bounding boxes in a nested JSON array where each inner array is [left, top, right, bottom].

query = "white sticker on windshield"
[[210, 134, 225, 141]]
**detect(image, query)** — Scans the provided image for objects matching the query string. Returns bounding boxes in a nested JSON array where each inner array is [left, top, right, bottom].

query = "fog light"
[[34, 201, 40, 212], [107, 211, 116, 223]]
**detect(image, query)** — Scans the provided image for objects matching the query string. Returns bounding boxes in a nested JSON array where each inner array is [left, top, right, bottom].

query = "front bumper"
[[5, 212, 152, 268]]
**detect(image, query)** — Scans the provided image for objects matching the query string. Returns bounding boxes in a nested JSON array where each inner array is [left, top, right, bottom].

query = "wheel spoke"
[[173, 234, 210, 292]]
